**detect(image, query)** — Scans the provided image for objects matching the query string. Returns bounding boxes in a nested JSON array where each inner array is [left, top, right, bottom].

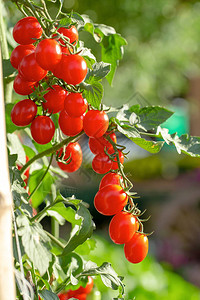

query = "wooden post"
[[0, 49, 16, 299]]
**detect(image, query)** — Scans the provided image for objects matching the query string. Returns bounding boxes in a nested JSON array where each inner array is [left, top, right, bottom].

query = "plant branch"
[[28, 153, 54, 200], [20, 131, 84, 174], [45, 230, 65, 249]]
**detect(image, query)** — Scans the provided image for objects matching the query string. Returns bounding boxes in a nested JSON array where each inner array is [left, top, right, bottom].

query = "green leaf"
[[80, 47, 96, 68], [47, 202, 81, 226], [117, 123, 164, 154], [29, 166, 55, 208], [129, 105, 174, 131], [23, 145, 36, 160], [12, 181, 33, 216], [39, 289, 59, 300], [80, 78, 103, 109], [7, 133, 26, 164], [61, 203, 94, 256], [75, 238, 96, 255], [17, 215, 52, 275], [60, 252, 84, 284], [3, 59, 16, 77], [86, 62, 111, 81], [83, 262, 125, 294], [101, 34, 127, 85], [157, 127, 200, 157]]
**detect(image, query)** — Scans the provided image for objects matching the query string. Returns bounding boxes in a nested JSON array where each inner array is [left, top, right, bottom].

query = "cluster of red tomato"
[[57, 276, 93, 300], [11, 16, 149, 264]]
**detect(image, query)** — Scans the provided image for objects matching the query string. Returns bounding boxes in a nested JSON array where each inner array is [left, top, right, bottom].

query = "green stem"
[[55, 0, 63, 19], [28, 153, 53, 200], [31, 263, 39, 300], [20, 131, 84, 174], [45, 230, 65, 249], [105, 135, 133, 191], [51, 218, 59, 239], [31, 199, 66, 222]]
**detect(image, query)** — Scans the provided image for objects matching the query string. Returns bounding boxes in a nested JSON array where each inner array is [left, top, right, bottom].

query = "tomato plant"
[[1, 1, 200, 300]]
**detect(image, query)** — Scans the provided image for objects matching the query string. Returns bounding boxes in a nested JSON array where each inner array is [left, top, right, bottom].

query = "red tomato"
[[94, 184, 128, 215], [10, 44, 35, 69], [13, 74, 37, 95], [99, 172, 122, 189], [83, 110, 109, 138], [19, 52, 47, 82], [31, 116, 55, 144], [64, 93, 88, 117], [11, 99, 37, 126], [89, 132, 117, 155], [57, 142, 82, 173], [43, 85, 68, 114], [35, 39, 62, 70], [13, 16, 42, 45], [124, 233, 149, 264], [92, 153, 112, 174], [57, 293, 68, 300], [110, 150, 124, 170], [109, 211, 139, 244], [53, 54, 87, 85], [59, 110, 83, 136], [75, 276, 93, 295], [57, 26, 79, 45]]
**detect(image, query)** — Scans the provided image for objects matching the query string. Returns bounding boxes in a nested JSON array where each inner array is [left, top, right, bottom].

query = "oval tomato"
[[110, 150, 124, 170], [89, 132, 116, 155], [59, 110, 83, 136], [94, 184, 128, 216], [43, 85, 68, 114], [124, 233, 149, 264], [64, 93, 88, 117], [13, 16, 42, 45], [13, 74, 37, 95], [11, 99, 37, 126], [83, 110, 109, 138], [109, 211, 139, 244], [57, 25, 79, 45], [19, 52, 47, 82], [92, 153, 112, 174], [99, 172, 122, 189], [10, 44, 35, 69], [31, 116, 55, 144], [53, 54, 87, 85], [35, 39, 62, 70], [57, 142, 82, 173]]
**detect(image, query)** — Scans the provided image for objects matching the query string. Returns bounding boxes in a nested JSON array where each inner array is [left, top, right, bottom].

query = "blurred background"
[[3, 0, 200, 298]]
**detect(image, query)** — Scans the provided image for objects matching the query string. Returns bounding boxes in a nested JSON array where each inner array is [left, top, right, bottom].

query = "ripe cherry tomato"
[[19, 52, 47, 82], [59, 110, 83, 136], [57, 294, 68, 300], [94, 184, 128, 215], [13, 16, 42, 45], [13, 74, 37, 95], [43, 85, 68, 114], [75, 276, 93, 295], [31, 116, 55, 144], [89, 132, 117, 155], [57, 26, 79, 45], [53, 54, 87, 85], [110, 150, 124, 170], [99, 172, 122, 189], [64, 93, 88, 117], [83, 110, 109, 138], [11, 99, 37, 127], [124, 233, 149, 264], [57, 142, 82, 173], [35, 39, 62, 70], [92, 153, 112, 174], [10, 44, 35, 69], [109, 211, 139, 244]]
